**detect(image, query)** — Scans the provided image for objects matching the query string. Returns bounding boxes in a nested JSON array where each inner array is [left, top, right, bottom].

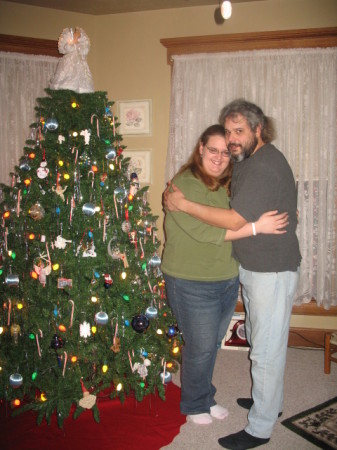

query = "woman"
[[161, 125, 287, 425]]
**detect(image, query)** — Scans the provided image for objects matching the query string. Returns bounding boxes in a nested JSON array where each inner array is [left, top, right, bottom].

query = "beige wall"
[[1, 0, 336, 331]]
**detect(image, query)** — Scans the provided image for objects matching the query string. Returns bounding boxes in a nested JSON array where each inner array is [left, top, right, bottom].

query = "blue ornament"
[[160, 371, 172, 383], [45, 117, 59, 131], [19, 158, 31, 171], [145, 306, 158, 319], [105, 147, 117, 160], [9, 373, 23, 388], [124, 320, 130, 327], [55, 206, 61, 215], [95, 311, 108, 325], [167, 325, 177, 337]]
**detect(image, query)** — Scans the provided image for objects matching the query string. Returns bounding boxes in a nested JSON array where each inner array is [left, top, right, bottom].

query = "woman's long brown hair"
[[176, 124, 233, 195]]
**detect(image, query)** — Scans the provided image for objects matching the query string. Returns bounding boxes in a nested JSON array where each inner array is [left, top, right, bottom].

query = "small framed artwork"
[[118, 100, 152, 136], [123, 149, 152, 184]]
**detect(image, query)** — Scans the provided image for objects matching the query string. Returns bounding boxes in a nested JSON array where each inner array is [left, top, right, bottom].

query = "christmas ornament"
[[50, 334, 64, 349], [145, 306, 158, 319], [111, 337, 121, 353], [133, 362, 148, 378], [82, 203, 96, 216], [9, 373, 23, 388], [58, 135, 66, 144], [131, 314, 149, 333], [105, 147, 117, 160], [45, 117, 59, 131], [57, 277, 73, 289], [160, 371, 172, 383], [37, 161, 49, 179], [19, 158, 31, 171], [129, 172, 139, 197], [80, 129, 91, 145], [5, 273, 19, 286], [81, 242, 97, 258], [167, 325, 178, 337], [52, 184, 67, 201], [79, 379, 96, 409], [10, 323, 21, 344], [29, 203, 45, 221], [54, 235, 72, 249], [104, 274, 113, 289], [121, 220, 131, 233], [148, 254, 161, 267], [79, 322, 91, 339], [33, 260, 52, 286], [95, 311, 108, 325], [114, 187, 127, 202]]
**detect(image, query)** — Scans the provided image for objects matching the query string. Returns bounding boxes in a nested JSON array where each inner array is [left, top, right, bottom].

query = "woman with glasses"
[[161, 124, 287, 425]]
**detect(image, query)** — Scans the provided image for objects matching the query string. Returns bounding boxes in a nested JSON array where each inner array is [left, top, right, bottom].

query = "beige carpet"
[[162, 347, 337, 449]]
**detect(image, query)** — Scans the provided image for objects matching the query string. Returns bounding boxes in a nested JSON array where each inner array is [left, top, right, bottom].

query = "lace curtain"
[[0, 51, 58, 185], [165, 48, 337, 309]]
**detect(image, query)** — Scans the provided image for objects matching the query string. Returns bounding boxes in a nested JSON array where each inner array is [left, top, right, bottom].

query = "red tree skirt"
[[0, 383, 186, 450]]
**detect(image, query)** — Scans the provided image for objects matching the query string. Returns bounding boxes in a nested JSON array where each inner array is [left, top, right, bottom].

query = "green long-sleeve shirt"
[[161, 169, 238, 281]]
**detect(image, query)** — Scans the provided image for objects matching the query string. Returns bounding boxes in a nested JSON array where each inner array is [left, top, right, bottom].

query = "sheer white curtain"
[[165, 48, 337, 309], [0, 51, 58, 185]]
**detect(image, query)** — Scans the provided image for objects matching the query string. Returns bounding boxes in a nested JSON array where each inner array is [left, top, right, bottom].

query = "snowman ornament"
[[37, 161, 49, 179]]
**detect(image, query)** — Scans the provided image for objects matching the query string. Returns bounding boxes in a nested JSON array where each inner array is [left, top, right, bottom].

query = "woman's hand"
[[255, 211, 289, 234], [163, 183, 186, 212]]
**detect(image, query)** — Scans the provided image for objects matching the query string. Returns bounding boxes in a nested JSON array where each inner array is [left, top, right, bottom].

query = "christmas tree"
[[0, 28, 180, 428]]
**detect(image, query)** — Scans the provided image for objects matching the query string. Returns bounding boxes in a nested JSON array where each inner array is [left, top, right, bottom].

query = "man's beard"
[[229, 136, 258, 162]]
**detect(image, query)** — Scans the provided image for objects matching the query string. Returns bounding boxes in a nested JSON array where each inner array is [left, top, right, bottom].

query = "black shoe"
[[237, 398, 283, 418], [218, 430, 270, 449]]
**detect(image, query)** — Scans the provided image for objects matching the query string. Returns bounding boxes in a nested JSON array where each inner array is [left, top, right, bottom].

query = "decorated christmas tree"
[[0, 27, 180, 427]]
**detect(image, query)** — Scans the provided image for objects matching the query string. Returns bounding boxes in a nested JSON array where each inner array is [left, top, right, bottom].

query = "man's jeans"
[[164, 274, 239, 415], [239, 266, 300, 438]]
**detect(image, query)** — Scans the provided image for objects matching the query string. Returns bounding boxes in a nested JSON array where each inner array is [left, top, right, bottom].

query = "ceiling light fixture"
[[220, 1, 232, 20]]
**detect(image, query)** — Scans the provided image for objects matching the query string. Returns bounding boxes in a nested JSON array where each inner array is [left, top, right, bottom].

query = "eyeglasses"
[[205, 145, 231, 158]]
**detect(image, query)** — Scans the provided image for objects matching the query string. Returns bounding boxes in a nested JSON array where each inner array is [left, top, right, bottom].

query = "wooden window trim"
[[160, 27, 337, 65], [161, 27, 337, 316], [0, 34, 59, 57]]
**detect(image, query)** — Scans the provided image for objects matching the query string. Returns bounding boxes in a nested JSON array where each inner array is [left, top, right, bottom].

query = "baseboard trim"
[[288, 327, 333, 349]]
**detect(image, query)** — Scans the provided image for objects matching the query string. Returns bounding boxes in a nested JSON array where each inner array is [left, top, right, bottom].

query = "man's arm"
[[163, 183, 246, 231], [224, 211, 288, 241]]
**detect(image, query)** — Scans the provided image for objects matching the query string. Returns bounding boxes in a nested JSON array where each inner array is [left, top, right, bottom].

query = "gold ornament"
[[28, 203, 45, 221], [10, 323, 21, 344]]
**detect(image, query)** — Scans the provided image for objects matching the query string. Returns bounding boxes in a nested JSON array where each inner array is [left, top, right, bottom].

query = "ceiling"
[[4, 0, 268, 15]]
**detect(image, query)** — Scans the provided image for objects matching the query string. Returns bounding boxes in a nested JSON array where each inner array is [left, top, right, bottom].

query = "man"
[[164, 99, 301, 449]]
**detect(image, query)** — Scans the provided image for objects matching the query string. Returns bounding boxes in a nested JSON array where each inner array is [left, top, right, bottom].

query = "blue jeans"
[[164, 274, 239, 415], [239, 266, 300, 438]]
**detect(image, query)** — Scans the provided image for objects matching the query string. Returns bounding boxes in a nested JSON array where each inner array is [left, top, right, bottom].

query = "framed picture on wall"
[[117, 100, 152, 136], [123, 149, 152, 184]]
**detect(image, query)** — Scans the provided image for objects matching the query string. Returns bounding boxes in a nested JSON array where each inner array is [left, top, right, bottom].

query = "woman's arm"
[[164, 183, 246, 231], [225, 211, 288, 241]]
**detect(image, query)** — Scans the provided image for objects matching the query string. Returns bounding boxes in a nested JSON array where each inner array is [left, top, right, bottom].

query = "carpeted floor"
[[282, 396, 337, 449], [0, 382, 186, 450], [162, 347, 337, 450]]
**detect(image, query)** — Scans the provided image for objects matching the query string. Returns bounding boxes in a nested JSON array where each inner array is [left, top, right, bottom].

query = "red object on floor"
[[0, 383, 186, 450]]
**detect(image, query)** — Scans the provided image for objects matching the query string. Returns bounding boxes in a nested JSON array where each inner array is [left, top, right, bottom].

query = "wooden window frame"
[[0, 34, 59, 56], [161, 27, 337, 65]]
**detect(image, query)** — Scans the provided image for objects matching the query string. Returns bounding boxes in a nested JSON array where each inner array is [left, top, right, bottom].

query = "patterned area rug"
[[282, 397, 337, 449]]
